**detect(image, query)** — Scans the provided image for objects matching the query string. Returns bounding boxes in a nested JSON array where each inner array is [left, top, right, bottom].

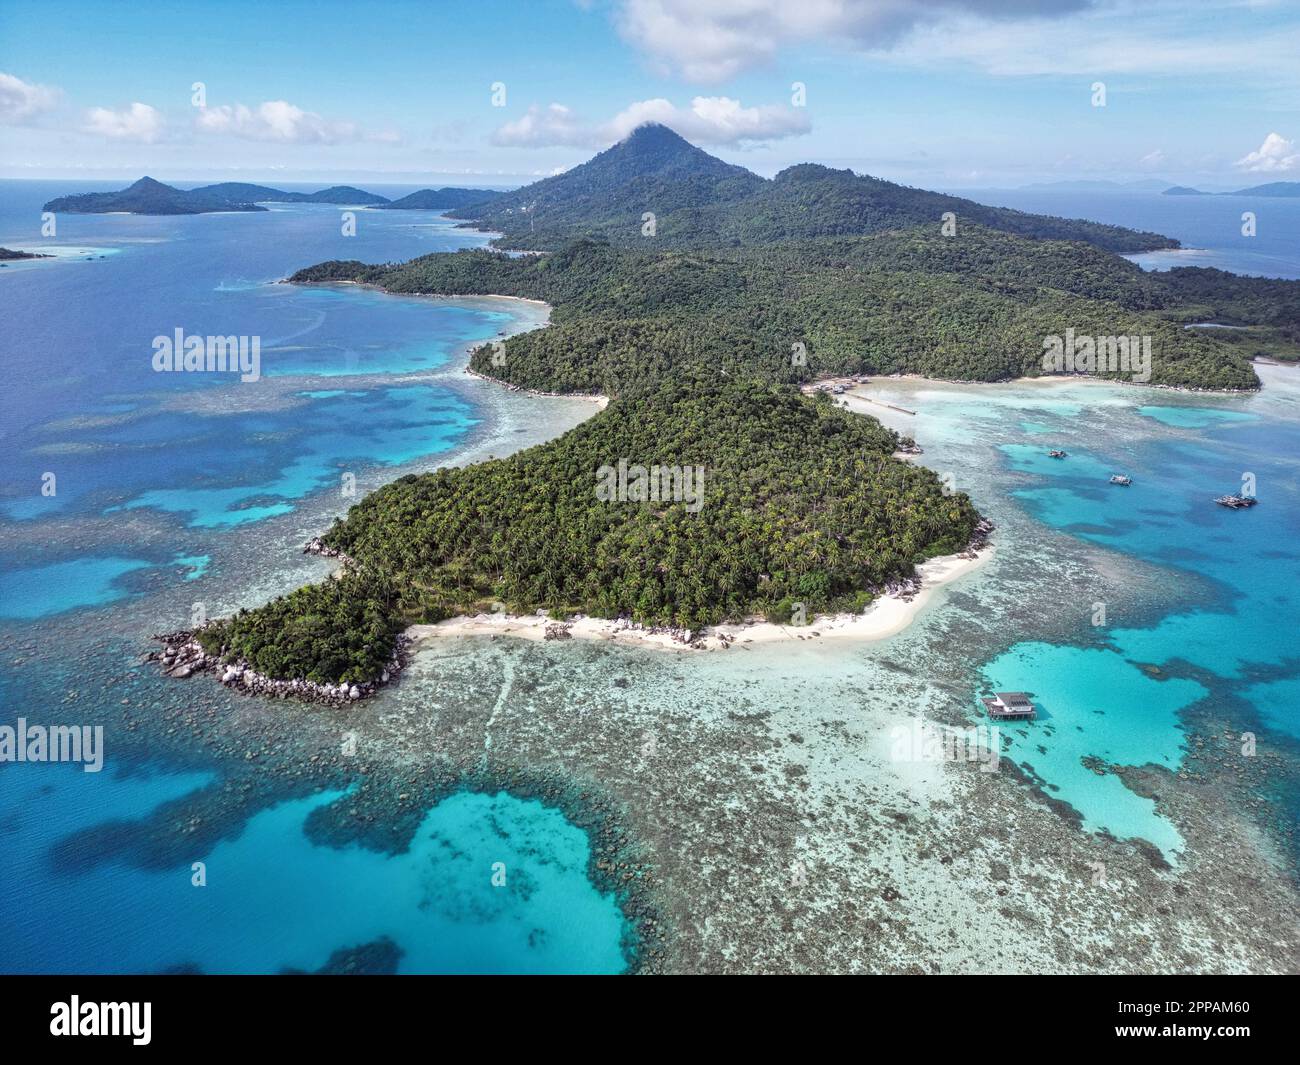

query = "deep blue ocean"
[[1, 181, 1297, 972]]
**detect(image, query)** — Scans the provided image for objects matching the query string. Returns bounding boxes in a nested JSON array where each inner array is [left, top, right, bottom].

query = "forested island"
[[1163, 181, 1300, 198], [0, 247, 51, 260], [187, 124, 1300, 690], [196, 379, 976, 684], [42, 178, 504, 216], [189, 182, 389, 205], [375, 187, 503, 210], [43, 178, 390, 214], [1234, 182, 1300, 197], [43, 177, 269, 215]]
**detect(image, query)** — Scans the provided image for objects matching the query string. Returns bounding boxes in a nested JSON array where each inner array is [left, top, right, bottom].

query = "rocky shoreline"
[[147, 628, 412, 706], [303, 536, 351, 564], [0, 246, 52, 261], [463, 364, 607, 403]]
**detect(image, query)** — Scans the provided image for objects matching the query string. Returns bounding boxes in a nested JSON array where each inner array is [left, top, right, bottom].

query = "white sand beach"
[[406, 541, 993, 654]]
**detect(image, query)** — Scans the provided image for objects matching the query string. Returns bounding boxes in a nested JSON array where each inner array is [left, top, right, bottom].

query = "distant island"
[[43, 176, 269, 215], [41, 178, 504, 216], [182, 124, 1300, 692], [188, 182, 389, 206], [1236, 181, 1300, 197], [1164, 181, 1300, 198], [0, 247, 51, 260], [374, 187, 503, 210]]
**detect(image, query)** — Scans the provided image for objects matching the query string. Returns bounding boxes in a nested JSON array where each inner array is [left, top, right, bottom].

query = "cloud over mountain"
[[492, 95, 809, 147]]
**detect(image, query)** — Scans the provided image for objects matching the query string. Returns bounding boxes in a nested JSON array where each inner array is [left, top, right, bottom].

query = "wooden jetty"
[[857, 395, 917, 416], [981, 692, 1037, 721], [806, 378, 918, 416]]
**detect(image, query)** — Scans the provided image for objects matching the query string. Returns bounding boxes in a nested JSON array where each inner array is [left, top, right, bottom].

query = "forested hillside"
[[293, 225, 1266, 391], [449, 124, 1178, 254]]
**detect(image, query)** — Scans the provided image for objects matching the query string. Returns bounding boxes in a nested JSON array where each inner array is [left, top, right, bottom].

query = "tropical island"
[[181, 124, 1300, 691], [1234, 181, 1300, 197], [187, 182, 389, 205], [0, 247, 51, 260], [1163, 181, 1300, 198], [41, 177, 503, 215], [375, 187, 503, 210], [42, 176, 270, 214]]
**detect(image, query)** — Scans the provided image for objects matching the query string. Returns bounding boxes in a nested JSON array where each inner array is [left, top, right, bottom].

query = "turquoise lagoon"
[[0, 763, 626, 974], [878, 378, 1300, 861], [0, 557, 154, 620]]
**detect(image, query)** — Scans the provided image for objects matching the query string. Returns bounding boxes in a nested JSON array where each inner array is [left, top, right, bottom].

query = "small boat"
[[1214, 494, 1258, 509], [1109, 474, 1132, 486], [1048, 449, 1067, 459]]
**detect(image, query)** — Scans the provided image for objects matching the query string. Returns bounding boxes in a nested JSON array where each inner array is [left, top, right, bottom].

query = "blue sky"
[[2, 0, 1298, 188]]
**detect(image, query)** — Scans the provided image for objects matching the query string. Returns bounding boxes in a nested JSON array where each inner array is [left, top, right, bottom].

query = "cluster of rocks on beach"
[[147, 630, 410, 706], [303, 536, 350, 562], [960, 516, 996, 559]]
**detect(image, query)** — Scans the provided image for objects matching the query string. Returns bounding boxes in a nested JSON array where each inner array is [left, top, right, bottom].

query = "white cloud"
[[195, 100, 360, 144], [1235, 132, 1299, 173], [492, 96, 810, 147], [616, 96, 810, 142], [82, 102, 163, 142], [492, 103, 590, 147], [887, 7, 1300, 80], [0, 72, 60, 124], [605, 1, 1300, 89], [612, 0, 1091, 81]]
